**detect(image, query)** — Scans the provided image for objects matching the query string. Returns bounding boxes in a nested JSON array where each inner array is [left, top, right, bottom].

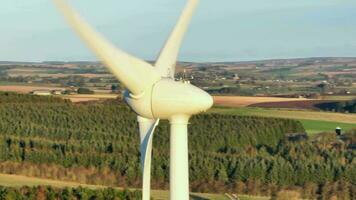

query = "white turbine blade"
[[155, 0, 199, 78], [53, 0, 160, 95], [138, 116, 159, 200]]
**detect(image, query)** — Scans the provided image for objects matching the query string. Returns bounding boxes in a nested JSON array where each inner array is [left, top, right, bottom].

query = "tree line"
[[316, 99, 356, 113]]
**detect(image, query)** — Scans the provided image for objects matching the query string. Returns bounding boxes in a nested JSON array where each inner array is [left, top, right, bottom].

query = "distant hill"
[[206, 57, 356, 65], [0, 61, 40, 65], [1, 57, 356, 66]]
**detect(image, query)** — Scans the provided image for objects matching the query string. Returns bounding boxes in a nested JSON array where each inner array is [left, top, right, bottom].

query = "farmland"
[[210, 107, 356, 135], [321, 95, 356, 101], [212, 94, 356, 135], [210, 107, 356, 123], [1, 57, 356, 97], [299, 119, 356, 135], [213, 96, 310, 107], [0, 85, 65, 93]]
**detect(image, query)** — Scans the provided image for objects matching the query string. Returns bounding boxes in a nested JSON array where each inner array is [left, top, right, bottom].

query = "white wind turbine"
[[53, 0, 213, 199]]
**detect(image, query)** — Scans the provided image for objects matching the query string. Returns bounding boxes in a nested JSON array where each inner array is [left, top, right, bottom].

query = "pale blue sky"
[[1, 0, 355, 62]]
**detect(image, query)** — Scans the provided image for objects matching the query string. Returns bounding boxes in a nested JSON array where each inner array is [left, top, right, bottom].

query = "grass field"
[[321, 95, 356, 101], [0, 174, 268, 200], [210, 107, 356, 135], [299, 119, 356, 135]]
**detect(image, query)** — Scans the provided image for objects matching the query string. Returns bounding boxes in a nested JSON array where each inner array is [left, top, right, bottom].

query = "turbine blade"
[[53, 0, 160, 95], [138, 116, 159, 200], [155, 0, 199, 78]]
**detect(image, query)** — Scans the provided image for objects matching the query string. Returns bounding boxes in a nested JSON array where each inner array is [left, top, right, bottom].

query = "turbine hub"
[[151, 79, 213, 119], [125, 79, 213, 120]]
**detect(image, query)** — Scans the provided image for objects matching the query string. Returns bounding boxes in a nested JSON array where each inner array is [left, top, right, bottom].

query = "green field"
[[209, 107, 356, 135], [321, 95, 356, 101], [0, 174, 268, 200], [299, 119, 356, 135]]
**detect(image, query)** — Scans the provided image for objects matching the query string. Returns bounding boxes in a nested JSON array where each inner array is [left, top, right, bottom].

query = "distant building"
[[335, 127, 342, 136], [51, 90, 63, 95], [31, 90, 51, 96], [30, 89, 65, 96]]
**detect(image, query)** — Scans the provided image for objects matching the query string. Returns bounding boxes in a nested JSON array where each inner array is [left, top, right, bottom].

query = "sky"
[[0, 0, 355, 62]]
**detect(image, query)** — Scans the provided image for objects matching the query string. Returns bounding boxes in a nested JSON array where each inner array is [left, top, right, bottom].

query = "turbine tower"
[[53, 0, 213, 199]]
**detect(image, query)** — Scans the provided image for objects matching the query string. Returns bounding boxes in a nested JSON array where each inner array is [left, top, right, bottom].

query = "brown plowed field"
[[249, 100, 335, 110], [0, 85, 65, 93], [213, 96, 311, 108]]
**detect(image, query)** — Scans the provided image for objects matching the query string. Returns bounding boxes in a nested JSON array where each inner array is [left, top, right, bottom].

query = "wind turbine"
[[53, 0, 213, 200]]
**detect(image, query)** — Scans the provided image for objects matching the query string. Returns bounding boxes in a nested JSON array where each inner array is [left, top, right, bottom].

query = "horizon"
[[2, 56, 356, 64]]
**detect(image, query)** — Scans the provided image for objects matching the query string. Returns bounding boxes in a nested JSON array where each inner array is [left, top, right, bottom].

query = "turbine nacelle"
[[125, 79, 213, 120]]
